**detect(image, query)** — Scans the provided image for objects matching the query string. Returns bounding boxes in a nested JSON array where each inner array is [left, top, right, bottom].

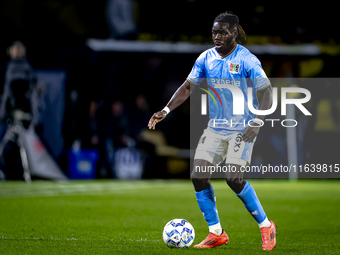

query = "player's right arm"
[[148, 80, 194, 130], [148, 50, 206, 130]]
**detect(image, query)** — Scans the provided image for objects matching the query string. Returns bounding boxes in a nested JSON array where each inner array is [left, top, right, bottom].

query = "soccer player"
[[148, 12, 276, 250]]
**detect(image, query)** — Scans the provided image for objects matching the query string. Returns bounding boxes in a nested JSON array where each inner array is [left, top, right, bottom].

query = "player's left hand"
[[242, 124, 260, 143]]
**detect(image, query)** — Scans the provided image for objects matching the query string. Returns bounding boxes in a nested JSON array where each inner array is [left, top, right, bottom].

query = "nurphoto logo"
[[199, 79, 312, 127]]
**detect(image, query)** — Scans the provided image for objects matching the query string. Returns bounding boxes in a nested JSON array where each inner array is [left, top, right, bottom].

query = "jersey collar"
[[218, 42, 237, 59]]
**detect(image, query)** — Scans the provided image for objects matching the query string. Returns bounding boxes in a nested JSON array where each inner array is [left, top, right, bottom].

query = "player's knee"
[[226, 177, 241, 185], [191, 159, 213, 191], [191, 167, 208, 180], [226, 177, 245, 193]]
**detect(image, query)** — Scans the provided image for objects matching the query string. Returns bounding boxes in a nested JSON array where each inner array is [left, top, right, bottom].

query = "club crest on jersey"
[[229, 63, 240, 74]]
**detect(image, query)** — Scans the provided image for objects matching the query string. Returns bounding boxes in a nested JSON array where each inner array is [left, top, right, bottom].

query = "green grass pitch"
[[0, 179, 339, 254]]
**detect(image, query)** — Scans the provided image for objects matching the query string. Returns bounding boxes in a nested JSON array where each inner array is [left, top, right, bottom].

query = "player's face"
[[212, 22, 236, 54]]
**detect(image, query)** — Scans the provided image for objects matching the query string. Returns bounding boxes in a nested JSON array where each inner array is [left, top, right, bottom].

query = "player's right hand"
[[148, 111, 167, 130]]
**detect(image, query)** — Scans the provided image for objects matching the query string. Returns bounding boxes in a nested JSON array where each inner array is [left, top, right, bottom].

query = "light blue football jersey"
[[187, 42, 271, 135]]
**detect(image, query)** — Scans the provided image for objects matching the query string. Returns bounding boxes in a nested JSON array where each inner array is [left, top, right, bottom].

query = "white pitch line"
[[0, 183, 192, 198], [0, 236, 161, 243]]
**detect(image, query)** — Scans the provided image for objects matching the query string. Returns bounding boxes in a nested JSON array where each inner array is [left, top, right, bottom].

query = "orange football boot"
[[260, 220, 276, 250], [193, 230, 229, 248]]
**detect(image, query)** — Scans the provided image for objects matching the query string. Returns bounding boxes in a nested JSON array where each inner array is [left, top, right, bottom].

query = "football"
[[162, 219, 195, 248]]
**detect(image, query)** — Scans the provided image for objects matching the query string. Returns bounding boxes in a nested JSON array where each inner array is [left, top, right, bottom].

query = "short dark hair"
[[214, 12, 246, 44]]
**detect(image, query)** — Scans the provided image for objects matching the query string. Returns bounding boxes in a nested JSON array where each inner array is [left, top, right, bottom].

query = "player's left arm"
[[242, 86, 273, 142]]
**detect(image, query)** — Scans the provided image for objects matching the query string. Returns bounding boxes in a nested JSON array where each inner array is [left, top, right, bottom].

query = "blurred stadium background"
[[1, 1, 340, 254], [0, 0, 339, 180]]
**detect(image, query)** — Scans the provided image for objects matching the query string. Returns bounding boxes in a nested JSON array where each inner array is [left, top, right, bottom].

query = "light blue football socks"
[[236, 181, 270, 227], [195, 181, 271, 233], [195, 185, 222, 234]]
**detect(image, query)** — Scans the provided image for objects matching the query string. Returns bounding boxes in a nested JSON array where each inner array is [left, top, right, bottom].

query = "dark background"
[[0, 1, 338, 68], [0, 0, 339, 179]]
